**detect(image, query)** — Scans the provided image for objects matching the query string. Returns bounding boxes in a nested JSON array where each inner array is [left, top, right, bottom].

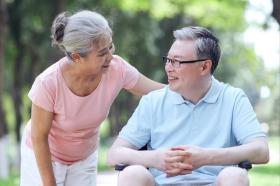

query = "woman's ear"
[[71, 53, 82, 63]]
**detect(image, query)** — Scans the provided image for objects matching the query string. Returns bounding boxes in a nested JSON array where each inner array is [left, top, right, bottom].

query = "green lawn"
[[249, 164, 280, 186], [0, 173, 19, 186]]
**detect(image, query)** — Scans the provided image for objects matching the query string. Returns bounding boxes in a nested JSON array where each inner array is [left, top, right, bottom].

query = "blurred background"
[[0, 0, 279, 185]]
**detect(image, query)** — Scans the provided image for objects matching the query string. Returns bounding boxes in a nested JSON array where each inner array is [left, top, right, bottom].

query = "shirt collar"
[[201, 76, 221, 104], [169, 76, 221, 105], [168, 88, 186, 105]]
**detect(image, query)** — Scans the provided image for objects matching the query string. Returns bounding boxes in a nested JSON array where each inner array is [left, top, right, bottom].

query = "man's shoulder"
[[213, 78, 244, 97], [216, 81, 247, 105], [143, 86, 169, 99], [222, 84, 245, 98], [139, 86, 170, 107]]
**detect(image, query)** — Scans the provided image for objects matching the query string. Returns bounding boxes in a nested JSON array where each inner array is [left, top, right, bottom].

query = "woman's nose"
[[106, 51, 113, 61]]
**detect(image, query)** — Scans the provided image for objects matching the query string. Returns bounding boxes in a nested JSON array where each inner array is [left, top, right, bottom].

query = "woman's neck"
[[61, 60, 102, 96]]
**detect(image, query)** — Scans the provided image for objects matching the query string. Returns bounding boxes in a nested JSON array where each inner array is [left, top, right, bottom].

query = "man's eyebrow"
[[167, 54, 185, 58], [173, 55, 185, 58]]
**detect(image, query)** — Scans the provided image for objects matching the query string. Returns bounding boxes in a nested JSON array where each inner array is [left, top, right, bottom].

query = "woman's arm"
[[128, 74, 165, 96], [31, 103, 56, 186]]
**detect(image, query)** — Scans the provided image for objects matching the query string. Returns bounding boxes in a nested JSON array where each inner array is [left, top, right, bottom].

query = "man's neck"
[[181, 77, 212, 104]]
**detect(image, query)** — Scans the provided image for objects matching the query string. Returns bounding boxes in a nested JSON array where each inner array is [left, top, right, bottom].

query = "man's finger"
[[180, 170, 192, 175], [165, 168, 181, 177], [179, 163, 193, 170], [165, 156, 184, 163], [168, 150, 191, 157]]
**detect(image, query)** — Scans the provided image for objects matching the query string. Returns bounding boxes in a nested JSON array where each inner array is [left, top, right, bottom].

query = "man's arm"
[[107, 138, 192, 172], [167, 137, 269, 176], [107, 138, 161, 169], [127, 74, 165, 96], [204, 137, 269, 165]]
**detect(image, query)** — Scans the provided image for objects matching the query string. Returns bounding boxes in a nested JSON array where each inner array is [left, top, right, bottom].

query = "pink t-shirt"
[[26, 55, 139, 164]]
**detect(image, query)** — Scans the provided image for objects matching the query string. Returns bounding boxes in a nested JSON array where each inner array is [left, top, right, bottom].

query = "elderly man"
[[107, 26, 269, 186]]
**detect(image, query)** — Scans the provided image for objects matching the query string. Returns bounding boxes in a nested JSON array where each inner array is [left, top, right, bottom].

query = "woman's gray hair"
[[174, 26, 221, 74], [51, 10, 112, 57]]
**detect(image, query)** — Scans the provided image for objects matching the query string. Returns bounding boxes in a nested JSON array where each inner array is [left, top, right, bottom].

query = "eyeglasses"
[[162, 56, 209, 68]]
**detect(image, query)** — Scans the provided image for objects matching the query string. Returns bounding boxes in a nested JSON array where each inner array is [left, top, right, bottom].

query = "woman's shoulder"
[[32, 57, 66, 93], [111, 54, 125, 62], [36, 57, 65, 82], [107, 55, 138, 76], [110, 55, 133, 68]]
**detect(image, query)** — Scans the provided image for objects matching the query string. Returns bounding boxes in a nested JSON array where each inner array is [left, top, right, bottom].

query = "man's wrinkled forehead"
[[168, 39, 197, 58]]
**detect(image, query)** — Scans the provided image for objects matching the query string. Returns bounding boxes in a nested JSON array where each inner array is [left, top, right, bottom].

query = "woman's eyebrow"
[[97, 42, 113, 54]]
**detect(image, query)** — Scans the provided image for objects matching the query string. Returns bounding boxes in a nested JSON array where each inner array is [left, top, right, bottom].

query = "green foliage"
[[1, 0, 278, 181], [3, 93, 15, 133], [97, 143, 112, 171], [2, 0, 276, 139], [21, 86, 31, 123], [184, 0, 247, 31], [100, 119, 110, 142], [0, 1, 277, 186]]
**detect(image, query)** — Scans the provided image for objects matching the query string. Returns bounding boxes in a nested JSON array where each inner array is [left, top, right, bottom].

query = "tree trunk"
[[272, 0, 280, 25], [7, 0, 24, 169], [0, 0, 8, 138], [13, 48, 24, 143], [0, 0, 9, 179]]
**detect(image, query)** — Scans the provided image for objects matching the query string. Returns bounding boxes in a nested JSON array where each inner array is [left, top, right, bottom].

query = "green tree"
[[2, 0, 275, 166]]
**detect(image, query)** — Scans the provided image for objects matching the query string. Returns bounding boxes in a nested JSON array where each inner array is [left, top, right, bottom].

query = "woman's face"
[[76, 36, 114, 75]]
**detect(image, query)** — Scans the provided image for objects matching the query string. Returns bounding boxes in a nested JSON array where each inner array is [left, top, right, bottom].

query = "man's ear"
[[201, 60, 212, 75], [71, 53, 82, 63]]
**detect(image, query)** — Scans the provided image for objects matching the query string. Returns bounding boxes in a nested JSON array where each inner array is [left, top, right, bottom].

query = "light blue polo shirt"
[[119, 76, 265, 185]]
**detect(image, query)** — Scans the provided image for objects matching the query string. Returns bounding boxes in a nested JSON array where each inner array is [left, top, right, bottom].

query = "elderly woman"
[[20, 10, 164, 186]]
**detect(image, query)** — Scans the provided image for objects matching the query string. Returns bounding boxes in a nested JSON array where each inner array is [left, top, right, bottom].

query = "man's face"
[[165, 39, 203, 94]]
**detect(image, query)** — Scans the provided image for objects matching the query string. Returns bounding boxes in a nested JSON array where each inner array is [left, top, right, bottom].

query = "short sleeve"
[[232, 90, 266, 144], [116, 56, 140, 90], [28, 77, 55, 112], [119, 95, 151, 148]]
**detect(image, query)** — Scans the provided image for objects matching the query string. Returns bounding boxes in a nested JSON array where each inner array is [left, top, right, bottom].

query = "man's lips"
[[168, 76, 178, 80], [167, 76, 178, 84]]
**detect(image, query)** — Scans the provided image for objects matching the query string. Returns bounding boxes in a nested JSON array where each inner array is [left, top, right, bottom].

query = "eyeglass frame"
[[163, 56, 209, 68]]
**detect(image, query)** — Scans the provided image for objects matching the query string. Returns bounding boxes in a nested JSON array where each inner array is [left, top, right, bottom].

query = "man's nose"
[[165, 61, 174, 71]]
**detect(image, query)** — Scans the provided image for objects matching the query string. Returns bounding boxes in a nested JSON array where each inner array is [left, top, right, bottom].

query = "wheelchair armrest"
[[115, 161, 252, 171], [238, 160, 252, 170], [115, 163, 129, 171]]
